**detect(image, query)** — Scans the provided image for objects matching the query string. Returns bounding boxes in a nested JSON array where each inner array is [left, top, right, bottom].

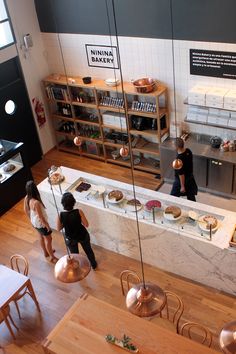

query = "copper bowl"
[[133, 78, 156, 93]]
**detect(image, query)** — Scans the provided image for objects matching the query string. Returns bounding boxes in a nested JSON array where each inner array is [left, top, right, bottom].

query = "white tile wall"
[[42, 33, 236, 139]]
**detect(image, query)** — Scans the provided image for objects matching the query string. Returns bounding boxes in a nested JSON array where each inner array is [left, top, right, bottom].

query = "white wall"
[[6, 0, 55, 154], [42, 32, 236, 140]]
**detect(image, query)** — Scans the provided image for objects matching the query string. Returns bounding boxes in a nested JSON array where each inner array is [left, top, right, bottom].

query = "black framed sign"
[[85, 44, 119, 69], [190, 49, 236, 80]]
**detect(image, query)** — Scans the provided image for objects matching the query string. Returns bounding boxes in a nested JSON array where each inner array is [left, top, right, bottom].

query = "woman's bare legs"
[[37, 234, 49, 257], [44, 235, 58, 262]]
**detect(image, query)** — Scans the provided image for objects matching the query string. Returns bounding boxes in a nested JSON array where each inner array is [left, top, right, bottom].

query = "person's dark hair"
[[175, 137, 184, 149], [25, 180, 45, 208], [61, 192, 76, 211]]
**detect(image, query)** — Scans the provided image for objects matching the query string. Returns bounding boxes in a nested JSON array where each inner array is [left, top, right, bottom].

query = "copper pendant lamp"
[[219, 321, 236, 354], [172, 158, 183, 170], [55, 254, 91, 283], [108, 0, 165, 317]]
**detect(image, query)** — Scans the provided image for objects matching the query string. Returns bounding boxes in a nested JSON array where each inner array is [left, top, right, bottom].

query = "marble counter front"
[[38, 167, 236, 295]]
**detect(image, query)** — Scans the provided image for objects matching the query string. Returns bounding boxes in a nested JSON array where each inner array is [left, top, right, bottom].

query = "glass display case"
[[0, 139, 32, 215]]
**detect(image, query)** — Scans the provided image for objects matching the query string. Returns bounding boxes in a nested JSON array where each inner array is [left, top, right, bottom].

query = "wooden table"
[[42, 293, 218, 354], [0, 265, 40, 338]]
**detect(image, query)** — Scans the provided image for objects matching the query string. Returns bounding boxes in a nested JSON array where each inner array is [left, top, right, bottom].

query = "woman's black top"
[[175, 148, 193, 178], [60, 209, 87, 241]]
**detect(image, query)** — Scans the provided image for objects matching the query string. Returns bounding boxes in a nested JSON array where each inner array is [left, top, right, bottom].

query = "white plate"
[[105, 194, 124, 204], [124, 201, 143, 212], [163, 212, 182, 221], [198, 215, 218, 232], [0, 173, 6, 182]]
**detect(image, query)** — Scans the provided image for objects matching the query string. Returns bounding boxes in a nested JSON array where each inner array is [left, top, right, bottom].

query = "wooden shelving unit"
[[43, 75, 169, 177]]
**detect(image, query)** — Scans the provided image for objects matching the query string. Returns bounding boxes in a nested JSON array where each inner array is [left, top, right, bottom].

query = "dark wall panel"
[[34, 0, 236, 44], [34, 0, 172, 39], [0, 57, 42, 166], [172, 0, 236, 43]]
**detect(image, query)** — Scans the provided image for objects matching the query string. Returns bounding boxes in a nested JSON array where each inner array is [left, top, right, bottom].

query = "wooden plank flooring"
[[0, 149, 235, 353]]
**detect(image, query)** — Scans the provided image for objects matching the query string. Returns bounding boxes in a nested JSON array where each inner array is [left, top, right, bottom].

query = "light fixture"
[[73, 136, 82, 147], [107, 0, 165, 317], [219, 321, 236, 354], [172, 158, 183, 170]]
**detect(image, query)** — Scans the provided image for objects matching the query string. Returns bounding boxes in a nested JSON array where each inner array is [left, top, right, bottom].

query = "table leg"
[[27, 280, 41, 312], [0, 308, 15, 340]]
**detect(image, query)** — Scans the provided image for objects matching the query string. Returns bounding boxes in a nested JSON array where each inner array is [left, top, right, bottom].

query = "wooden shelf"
[[52, 114, 74, 122], [98, 105, 125, 113], [132, 142, 160, 156], [43, 74, 169, 179], [72, 101, 97, 109], [75, 119, 100, 126]]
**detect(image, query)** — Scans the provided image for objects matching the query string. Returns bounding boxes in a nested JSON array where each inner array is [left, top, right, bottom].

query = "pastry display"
[[127, 199, 142, 207], [188, 210, 199, 221], [3, 163, 15, 172], [203, 215, 218, 229], [108, 190, 123, 202], [75, 181, 91, 192], [145, 200, 161, 212], [49, 172, 64, 185], [164, 206, 181, 219]]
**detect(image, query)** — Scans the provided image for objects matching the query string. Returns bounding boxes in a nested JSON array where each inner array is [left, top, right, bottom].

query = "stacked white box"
[[186, 106, 208, 122], [224, 89, 236, 110], [205, 87, 229, 108], [188, 85, 209, 105], [102, 111, 127, 129], [228, 111, 236, 128]]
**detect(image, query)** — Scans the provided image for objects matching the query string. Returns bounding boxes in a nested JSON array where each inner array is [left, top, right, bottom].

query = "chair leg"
[[4, 317, 15, 340], [8, 314, 18, 331], [14, 300, 21, 319]]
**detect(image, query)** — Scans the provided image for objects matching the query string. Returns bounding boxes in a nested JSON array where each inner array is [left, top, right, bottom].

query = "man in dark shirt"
[[170, 137, 198, 201]]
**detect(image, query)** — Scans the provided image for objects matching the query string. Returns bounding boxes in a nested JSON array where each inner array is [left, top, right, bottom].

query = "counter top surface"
[[38, 166, 236, 250], [161, 137, 236, 164]]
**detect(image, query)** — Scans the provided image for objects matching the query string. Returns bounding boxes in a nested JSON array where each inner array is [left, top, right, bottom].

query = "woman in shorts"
[[24, 180, 58, 263]]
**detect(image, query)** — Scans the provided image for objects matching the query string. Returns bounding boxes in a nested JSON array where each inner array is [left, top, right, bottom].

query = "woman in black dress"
[[56, 192, 97, 269], [170, 137, 198, 201]]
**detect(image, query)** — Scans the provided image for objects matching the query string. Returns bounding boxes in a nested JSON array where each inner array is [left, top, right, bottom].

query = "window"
[[0, 0, 14, 49]]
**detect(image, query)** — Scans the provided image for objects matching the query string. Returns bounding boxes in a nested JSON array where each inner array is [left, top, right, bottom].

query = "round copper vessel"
[[133, 78, 156, 93]]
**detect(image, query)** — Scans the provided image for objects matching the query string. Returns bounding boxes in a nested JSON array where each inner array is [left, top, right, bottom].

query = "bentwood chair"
[[120, 270, 141, 296], [10, 254, 32, 319], [0, 304, 18, 339], [180, 321, 213, 347], [149, 290, 184, 333]]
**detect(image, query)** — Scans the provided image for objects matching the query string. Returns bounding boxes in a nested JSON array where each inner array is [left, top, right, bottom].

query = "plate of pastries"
[[48, 172, 65, 185], [125, 198, 142, 212], [144, 200, 162, 212], [3, 163, 16, 173], [106, 190, 124, 204], [198, 214, 218, 232], [164, 205, 182, 221]]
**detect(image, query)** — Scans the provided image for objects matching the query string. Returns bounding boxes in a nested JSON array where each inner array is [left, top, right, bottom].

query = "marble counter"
[[38, 167, 236, 295]]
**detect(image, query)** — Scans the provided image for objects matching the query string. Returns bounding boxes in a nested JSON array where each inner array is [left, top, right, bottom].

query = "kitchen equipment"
[[105, 78, 120, 87], [210, 136, 222, 148], [133, 78, 156, 93], [131, 116, 149, 130], [82, 76, 91, 84]]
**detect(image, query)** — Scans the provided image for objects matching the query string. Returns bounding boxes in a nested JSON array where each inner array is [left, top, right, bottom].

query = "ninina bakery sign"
[[85, 44, 119, 69]]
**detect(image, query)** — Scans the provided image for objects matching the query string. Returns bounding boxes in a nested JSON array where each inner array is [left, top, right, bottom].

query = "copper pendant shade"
[[126, 282, 166, 317], [54, 254, 91, 283], [219, 321, 236, 354], [172, 158, 183, 170]]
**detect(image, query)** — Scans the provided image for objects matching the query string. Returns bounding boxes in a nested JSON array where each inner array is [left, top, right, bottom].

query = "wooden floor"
[[0, 149, 235, 353]]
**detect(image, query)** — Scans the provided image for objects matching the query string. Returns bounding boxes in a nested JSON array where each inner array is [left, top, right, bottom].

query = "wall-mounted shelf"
[[43, 75, 169, 178]]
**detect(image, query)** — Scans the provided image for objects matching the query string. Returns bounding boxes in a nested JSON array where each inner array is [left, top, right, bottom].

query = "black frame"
[[85, 44, 120, 69]]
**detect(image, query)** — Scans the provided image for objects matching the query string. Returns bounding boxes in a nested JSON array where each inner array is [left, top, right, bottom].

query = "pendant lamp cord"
[[169, 0, 178, 140], [107, 0, 146, 288]]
